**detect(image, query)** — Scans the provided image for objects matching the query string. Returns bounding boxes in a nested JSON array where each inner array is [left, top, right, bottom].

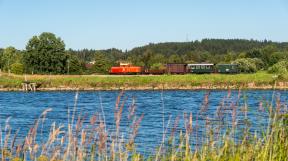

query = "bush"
[[10, 63, 24, 75], [251, 58, 264, 70], [268, 61, 288, 74], [232, 58, 258, 73]]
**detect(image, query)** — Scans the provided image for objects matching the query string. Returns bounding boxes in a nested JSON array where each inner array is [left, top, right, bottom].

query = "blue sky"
[[0, 0, 288, 50]]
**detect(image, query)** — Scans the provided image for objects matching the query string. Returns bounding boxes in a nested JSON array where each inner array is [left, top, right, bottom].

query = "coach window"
[[196, 66, 200, 69], [206, 65, 210, 69]]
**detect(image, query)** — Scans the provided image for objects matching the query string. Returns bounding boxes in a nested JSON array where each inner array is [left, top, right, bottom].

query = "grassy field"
[[0, 71, 287, 90]]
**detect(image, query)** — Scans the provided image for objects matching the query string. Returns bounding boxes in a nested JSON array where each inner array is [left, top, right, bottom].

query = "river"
[[0, 90, 287, 154]]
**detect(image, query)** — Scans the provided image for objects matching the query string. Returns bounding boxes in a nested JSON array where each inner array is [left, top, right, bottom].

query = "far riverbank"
[[0, 72, 287, 91]]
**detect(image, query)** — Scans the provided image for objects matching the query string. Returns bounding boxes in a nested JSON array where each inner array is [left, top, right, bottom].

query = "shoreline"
[[1, 83, 288, 91]]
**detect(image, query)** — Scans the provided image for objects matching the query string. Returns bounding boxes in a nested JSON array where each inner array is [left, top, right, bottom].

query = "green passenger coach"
[[187, 64, 214, 74], [216, 64, 239, 74]]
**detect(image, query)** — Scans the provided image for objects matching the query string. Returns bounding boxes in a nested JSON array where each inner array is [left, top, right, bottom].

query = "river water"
[[0, 90, 287, 154]]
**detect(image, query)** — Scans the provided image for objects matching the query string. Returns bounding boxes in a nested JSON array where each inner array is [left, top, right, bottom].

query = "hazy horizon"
[[1, 0, 288, 50]]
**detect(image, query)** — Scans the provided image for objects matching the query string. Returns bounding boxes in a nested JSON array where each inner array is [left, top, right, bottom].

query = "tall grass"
[[0, 90, 287, 161]]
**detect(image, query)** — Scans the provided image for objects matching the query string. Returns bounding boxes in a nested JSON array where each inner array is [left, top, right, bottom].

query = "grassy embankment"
[[0, 71, 287, 90], [0, 91, 287, 161]]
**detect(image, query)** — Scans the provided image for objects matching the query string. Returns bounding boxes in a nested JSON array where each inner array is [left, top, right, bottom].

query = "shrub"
[[232, 58, 258, 73], [268, 61, 288, 74], [251, 58, 264, 70], [10, 63, 24, 74]]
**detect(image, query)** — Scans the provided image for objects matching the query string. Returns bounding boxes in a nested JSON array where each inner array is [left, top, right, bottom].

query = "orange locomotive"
[[110, 63, 142, 74]]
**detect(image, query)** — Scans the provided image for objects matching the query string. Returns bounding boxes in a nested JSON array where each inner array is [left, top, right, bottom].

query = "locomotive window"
[[232, 66, 235, 69]]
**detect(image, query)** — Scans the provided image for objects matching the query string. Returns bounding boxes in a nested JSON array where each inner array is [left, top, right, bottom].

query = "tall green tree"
[[168, 54, 182, 63], [66, 53, 85, 74], [0, 47, 22, 72], [23, 32, 67, 74], [91, 52, 112, 74], [261, 45, 277, 68], [0, 48, 3, 68], [142, 49, 153, 67]]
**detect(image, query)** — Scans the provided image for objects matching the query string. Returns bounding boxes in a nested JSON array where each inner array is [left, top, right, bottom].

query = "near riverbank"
[[0, 72, 287, 91]]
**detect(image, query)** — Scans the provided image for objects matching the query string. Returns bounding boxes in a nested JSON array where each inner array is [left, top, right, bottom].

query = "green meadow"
[[0, 71, 286, 90]]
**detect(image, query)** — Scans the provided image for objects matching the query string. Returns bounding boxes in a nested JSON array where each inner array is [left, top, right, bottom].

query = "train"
[[109, 63, 239, 75]]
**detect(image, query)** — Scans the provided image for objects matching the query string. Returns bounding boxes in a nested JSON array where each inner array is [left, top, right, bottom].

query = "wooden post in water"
[[22, 81, 37, 92], [31, 83, 36, 91]]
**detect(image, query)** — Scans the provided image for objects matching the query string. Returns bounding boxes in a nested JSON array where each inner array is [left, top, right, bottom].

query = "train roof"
[[187, 63, 214, 66], [217, 64, 238, 66]]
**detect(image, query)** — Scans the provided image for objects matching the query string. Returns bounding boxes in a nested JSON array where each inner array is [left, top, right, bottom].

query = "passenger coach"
[[216, 64, 239, 74], [187, 63, 214, 74]]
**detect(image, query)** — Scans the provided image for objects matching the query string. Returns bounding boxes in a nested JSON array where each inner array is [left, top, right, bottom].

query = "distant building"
[[85, 61, 96, 69]]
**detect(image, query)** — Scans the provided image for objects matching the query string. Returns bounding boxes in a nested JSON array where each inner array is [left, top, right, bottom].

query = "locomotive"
[[109, 63, 239, 75], [110, 63, 142, 74]]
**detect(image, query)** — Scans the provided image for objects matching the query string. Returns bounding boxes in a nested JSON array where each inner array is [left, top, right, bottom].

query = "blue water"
[[0, 90, 287, 154]]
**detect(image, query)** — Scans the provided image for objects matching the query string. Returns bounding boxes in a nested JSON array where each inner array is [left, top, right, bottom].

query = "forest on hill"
[[0, 32, 288, 75]]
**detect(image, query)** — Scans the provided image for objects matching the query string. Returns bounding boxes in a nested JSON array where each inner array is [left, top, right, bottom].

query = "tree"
[[251, 58, 264, 70], [261, 45, 277, 67], [224, 53, 233, 63], [183, 51, 200, 63], [269, 52, 287, 66], [199, 52, 210, 62], [10, 63, 24, 74], [148, 54, 166, 67], [150, 63, 165, 70], [91, 52, 112, 74], [66, 53, 85, 74], [0, 47, 22, 72], [246, 49, 262, 58], [268, 61, 288, 74], [237, 52, 247, 59], [0, 49, 3, 68], [23, 32, 67, 74], [168, 54, 182, 63], [142, 49, 153, 67]]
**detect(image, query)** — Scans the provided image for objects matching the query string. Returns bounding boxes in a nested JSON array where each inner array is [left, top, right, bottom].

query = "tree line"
[[0, 32, 288, 75]]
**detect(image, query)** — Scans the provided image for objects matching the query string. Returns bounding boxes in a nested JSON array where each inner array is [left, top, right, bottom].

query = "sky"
[[0, 0, 288, 50]]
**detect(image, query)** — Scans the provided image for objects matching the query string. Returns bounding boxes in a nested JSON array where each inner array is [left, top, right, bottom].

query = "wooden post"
[[22, 82, 37, 92], [22, 83, 25, 91], [31, 83, 36, 92]]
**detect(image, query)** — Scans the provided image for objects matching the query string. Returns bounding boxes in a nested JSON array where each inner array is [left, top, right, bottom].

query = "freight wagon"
[[144, 69, 166, 75], [166, 64, 187, 74]]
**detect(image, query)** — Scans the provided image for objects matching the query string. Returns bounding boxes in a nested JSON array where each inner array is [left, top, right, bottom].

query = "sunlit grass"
[[0, 71, 286, 90]]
